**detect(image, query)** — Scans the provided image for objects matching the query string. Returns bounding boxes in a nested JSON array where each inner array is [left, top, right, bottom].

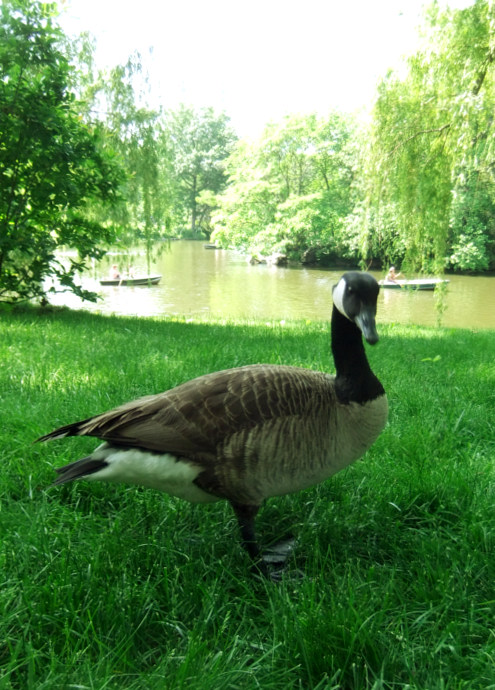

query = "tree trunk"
[[190, 175, 197, 235]]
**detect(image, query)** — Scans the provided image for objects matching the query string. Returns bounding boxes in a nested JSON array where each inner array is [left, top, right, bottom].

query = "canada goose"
[[38, 271, 388, 576]]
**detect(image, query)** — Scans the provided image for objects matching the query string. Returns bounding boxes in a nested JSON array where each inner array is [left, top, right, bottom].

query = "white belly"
[[88, 444, 219, 504]]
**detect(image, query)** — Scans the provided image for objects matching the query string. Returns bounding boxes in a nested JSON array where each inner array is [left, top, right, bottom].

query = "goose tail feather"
[[52, 457, 108, 486]]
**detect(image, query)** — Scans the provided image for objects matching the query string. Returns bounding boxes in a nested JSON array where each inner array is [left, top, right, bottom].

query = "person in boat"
[[110, 264, 120, 280], [386, 266, 402, 283]]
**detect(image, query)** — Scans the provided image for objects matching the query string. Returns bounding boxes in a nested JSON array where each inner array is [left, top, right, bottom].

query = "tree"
[[165, 105, 237, 236], [0, 0, 124, 303], [363, 0, 495, 272], [99, 56, 175, 272], [212, 113, 358, 263]]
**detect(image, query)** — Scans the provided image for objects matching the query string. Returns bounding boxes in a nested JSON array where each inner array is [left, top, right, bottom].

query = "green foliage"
[[0, 0, 124, 303], [212, 113, 358, 262], [447, 168, 495, 272], [97, 57, 177, 272], [164, 105, 237, 236], [1, 308, 494, 687], [449, 223, 489, 272], [364, 0, 495, 272]]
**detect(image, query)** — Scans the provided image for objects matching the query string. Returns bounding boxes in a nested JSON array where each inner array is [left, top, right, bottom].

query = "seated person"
[[386, 266, 401, 282]]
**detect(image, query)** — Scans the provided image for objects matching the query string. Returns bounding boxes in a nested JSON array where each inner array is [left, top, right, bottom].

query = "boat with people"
[[379, 278, 450, 291], [99, 275, 162, 287]]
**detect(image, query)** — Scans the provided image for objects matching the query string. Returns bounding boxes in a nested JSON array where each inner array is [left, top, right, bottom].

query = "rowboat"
[[379, 278, 450, 291], [99, 275, 162, 287]]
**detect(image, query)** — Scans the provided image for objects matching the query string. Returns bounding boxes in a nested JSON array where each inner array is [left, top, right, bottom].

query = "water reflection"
[[49, 241, 495, 329]]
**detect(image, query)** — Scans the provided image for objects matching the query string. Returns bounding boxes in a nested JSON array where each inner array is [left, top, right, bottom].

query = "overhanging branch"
[[388, 123, 451, 157]]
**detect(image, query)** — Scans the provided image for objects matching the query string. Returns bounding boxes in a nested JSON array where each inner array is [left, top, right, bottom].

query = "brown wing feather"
[[37, 364, 332, 457]]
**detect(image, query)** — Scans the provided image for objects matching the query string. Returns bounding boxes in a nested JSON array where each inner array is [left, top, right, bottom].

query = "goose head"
[[332, 271, 380, 345]]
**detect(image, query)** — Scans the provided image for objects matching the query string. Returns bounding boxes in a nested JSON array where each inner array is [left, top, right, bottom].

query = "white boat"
[[99, 274, 162, 287], [379, 278, 450, 291]]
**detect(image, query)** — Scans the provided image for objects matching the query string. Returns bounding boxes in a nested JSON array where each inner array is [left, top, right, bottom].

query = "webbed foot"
[[250, 537, 305, 581]]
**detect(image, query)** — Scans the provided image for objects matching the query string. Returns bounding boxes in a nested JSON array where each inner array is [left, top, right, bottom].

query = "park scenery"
[[1, 1, 494, 688]]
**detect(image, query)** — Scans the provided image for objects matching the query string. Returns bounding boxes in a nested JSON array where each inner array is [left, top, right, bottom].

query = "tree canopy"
[[211, 112, 358, 264], [164, 105, 237, 237], [95, 56, 175, 272], [363, 0, 495, 273], [0, 0, 124, 303]]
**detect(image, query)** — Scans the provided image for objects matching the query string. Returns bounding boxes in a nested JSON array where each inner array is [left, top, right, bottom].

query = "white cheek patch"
[[333, 278, 351, 320]]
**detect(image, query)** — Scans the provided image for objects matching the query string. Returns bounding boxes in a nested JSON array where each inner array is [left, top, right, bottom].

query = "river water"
[[49, 240, 495, 329]]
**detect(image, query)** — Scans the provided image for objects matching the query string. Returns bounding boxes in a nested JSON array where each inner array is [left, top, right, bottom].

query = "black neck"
[[331, 307, 384, 404]]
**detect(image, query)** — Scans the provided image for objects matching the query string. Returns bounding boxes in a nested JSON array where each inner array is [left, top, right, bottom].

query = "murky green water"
[[50, 241, 495, 329]]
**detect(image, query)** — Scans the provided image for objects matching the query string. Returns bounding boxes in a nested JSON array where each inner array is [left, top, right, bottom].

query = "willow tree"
[[95, 56, 175, 273], [364, 0, 495, 273]]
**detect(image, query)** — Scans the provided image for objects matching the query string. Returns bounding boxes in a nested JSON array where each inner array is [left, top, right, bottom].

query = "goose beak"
[[355, 309, 379, 345]]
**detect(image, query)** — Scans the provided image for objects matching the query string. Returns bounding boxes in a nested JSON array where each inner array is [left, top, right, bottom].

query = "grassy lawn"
[[0, 306, 494, 689]]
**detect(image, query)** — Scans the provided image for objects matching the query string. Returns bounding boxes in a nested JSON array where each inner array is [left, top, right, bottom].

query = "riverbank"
[[1, 307, 494, 688]]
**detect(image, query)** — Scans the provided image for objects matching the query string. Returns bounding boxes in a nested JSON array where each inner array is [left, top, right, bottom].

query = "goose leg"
[[230, 502, 296, 579], [231, 502, 262, 563]]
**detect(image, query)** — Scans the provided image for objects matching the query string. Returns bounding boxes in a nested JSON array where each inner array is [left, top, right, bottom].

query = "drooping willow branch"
[[472, 49, 495, 96], [388, 123, 451, 157]]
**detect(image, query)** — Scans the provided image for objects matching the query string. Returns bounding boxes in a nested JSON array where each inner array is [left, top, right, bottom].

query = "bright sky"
[[58, 0, 473, 138]]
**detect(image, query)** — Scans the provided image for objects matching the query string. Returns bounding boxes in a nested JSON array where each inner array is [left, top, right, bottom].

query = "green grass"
[[0, 305, 494, 689]]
